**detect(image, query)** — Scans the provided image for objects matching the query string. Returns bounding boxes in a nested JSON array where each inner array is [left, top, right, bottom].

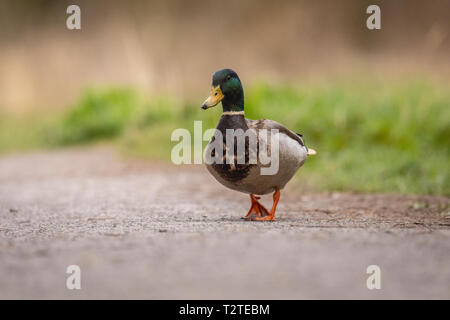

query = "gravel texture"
[[0, 147, 449, 299]]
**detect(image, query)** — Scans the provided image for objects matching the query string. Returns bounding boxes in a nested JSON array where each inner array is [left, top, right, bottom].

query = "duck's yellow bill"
[[201, 85, 224, 109]]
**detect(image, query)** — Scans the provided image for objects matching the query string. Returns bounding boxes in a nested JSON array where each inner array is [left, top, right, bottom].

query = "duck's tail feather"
[[296, 132, 317, 155]]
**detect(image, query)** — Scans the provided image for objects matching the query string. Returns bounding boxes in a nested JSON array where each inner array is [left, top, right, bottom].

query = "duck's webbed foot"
[[242, 194, 269, 220], [254, 190, 280, 221]]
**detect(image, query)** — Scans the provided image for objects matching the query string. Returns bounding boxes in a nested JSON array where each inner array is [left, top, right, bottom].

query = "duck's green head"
[[201, 68, 244, 112]]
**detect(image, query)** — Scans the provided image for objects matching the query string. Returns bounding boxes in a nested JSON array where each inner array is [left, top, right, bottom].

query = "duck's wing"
[[246, 118, 317, 155], [246, 118, 305, 146]]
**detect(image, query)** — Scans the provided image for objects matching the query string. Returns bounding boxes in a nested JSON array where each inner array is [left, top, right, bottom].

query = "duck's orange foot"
[[242, 194, 269, 220], [248, 190, 280, 222], [254, 215, 276, 221]]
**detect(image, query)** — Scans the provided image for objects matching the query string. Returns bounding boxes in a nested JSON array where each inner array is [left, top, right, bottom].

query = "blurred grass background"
[[0, 0, 449, 195], [1, 79, 448, 195]]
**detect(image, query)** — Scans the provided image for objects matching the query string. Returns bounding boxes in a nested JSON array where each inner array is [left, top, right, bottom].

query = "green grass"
[[0, 112, 56, 153], [51, 87, 142, 145], [1, 79, 449, 195]]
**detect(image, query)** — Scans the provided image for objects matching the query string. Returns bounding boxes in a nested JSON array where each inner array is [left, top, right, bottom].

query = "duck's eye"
[[214, 92, 218, 96], [226, 75, 232, 81]]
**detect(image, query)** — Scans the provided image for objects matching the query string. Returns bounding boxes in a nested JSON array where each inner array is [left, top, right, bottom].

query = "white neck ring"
[[222, 111, 245, 116]]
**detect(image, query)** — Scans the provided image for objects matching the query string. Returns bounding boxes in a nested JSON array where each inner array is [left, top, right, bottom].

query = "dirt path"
[[0, 147, 449, 299]]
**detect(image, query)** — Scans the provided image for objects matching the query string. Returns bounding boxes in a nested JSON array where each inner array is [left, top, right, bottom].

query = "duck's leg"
[[254, 190, 280, 221], [242, 194, 269, 219]]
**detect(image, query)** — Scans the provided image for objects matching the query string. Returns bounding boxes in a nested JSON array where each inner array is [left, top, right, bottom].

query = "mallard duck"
[[201, 69, 316, 221]]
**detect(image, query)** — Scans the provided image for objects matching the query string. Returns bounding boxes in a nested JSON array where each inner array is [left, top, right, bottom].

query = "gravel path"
[[0, 147, 449, 299]]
